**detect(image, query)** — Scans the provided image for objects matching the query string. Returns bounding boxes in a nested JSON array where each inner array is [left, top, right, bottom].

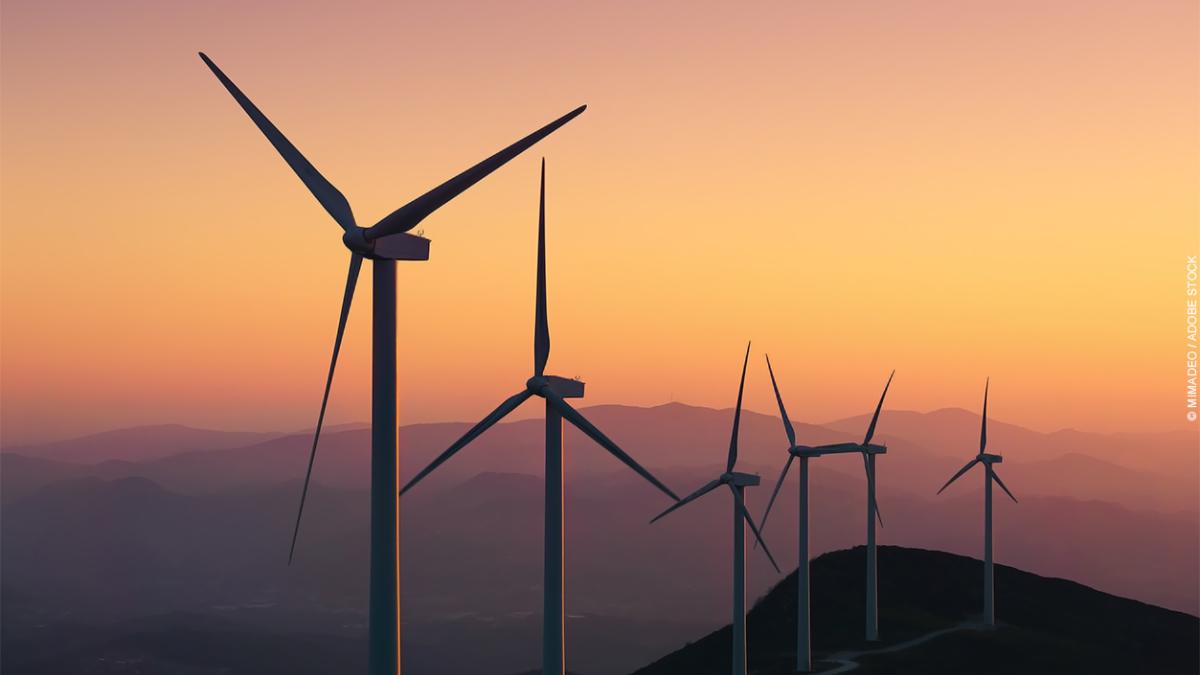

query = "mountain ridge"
[[631, 545, 1198, 675]]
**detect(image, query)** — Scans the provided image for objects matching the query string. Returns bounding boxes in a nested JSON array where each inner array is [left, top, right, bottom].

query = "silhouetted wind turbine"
[[399, 161, 677, 675], [937, 379, 1018, 626], [651, 343, 781, 675], [756, 355, 832, 672], [199, 53, 584, 675]]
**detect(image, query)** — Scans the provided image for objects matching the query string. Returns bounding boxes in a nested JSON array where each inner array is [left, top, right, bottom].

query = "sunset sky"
[[2, 0, 1196, 444]]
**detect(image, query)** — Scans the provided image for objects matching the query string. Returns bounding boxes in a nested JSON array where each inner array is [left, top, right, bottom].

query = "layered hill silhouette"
[[4, 404, 1196, 509], [2, 611, 366, 675], [633, 546, 1199, 675], [2, 404, 1197, 674], [2, 424, 285, 463]]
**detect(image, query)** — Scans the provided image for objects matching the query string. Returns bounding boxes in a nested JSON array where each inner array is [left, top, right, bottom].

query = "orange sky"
[[2, 0, 1197, 444]]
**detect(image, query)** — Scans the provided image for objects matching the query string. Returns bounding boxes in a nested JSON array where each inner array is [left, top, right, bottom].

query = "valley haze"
[[3, 401, 1196, 675]]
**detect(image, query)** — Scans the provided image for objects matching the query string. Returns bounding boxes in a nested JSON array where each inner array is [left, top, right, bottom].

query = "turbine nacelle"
[[862, 443, 888, 456], [787, 445, 824, 458], [526, 375, 586, 399], [979, 452, 1003, 464], [721, 471, 761, 487], [341, 229, 432, 261], [810, 441, 888, 456]]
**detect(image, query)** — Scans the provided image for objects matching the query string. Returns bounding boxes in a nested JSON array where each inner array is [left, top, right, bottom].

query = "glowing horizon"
[[2, 0, 1196, 445]]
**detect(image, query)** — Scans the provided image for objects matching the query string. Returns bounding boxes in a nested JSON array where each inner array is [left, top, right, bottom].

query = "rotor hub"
[[526, 376, 551, 395], [342, 227, 375, 257]]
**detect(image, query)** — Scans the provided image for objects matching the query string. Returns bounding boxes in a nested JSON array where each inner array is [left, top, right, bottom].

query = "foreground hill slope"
[[633, 546, 1198, 675]]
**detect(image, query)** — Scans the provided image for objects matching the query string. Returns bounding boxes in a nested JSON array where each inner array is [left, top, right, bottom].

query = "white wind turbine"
[[937, 379, 1018, 626], [650, 343, 781, 675], [399, 161, 678, 675]]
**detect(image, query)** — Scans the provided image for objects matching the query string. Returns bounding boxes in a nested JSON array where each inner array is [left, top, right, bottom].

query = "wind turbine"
[[755, 360, 893, 667], [651, 343, 781, 675], [755, 355, 832, 671], [936, 379, 1018, 626], [399, 160, 677, 675], [199, 53, 585, 675], [771, 370, 893, 643]]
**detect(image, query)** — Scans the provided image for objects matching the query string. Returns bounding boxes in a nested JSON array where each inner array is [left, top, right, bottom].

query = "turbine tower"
[[651, 343, 781, 675], [936, 379, 1018, 626], [200, 53, 584, 675], [399, 161, 678, 675]]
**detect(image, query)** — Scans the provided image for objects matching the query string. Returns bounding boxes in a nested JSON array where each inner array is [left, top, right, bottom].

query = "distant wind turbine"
[[651, 343, 781, 675], [936, 379, 1018, 626], [399, 161, 677, 675], [769, 370, 894, 643], [755, 355, 835, 671], [199, 52, 584, 675]]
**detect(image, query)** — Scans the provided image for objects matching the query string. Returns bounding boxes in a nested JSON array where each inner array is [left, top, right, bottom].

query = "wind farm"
[[2, 3, 1197, 675], [90, 50, 1191, 675]]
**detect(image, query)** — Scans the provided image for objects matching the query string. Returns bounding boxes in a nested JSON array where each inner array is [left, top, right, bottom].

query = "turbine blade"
[[546, 392, 679, 501], [289, 253, 362, 563], [980, 377, 990, 454], [765, 354, 796, 447], [649, 478, 722, 523], [733, 486, 781, 573], [199, 53, 357, 232], [991, 467, 1018, 503], [367, 105, 586, 239], [726, 342, 751, 473], [759, 455, 795, 537], [533, 159, 549, 376], [936, 458, 980, 495], [862, 370, 895, 446], [399, 389, 532, 495]]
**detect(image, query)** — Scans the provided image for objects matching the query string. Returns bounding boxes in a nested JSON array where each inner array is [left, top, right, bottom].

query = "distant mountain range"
[[1, 424, 287, 463], [2, 403, 1196, 674], [4, 403, 1196, 509]]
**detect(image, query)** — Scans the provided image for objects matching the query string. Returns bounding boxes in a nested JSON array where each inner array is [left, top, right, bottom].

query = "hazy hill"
[[3, 466, 1195, 675], [7, 547, 1193, 675], [5, 403, 1194, 511], [1, 424, 284, 463], [632, 546, 1199, 675], [2, 405, 1195, 673], [0, 453, 95, 502], [825, 407, 1198, 477], [1, 612, 366, 675]]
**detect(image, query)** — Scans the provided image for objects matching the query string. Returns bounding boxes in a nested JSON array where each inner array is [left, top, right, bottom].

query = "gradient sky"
[[2, 0, 1196, 444]]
